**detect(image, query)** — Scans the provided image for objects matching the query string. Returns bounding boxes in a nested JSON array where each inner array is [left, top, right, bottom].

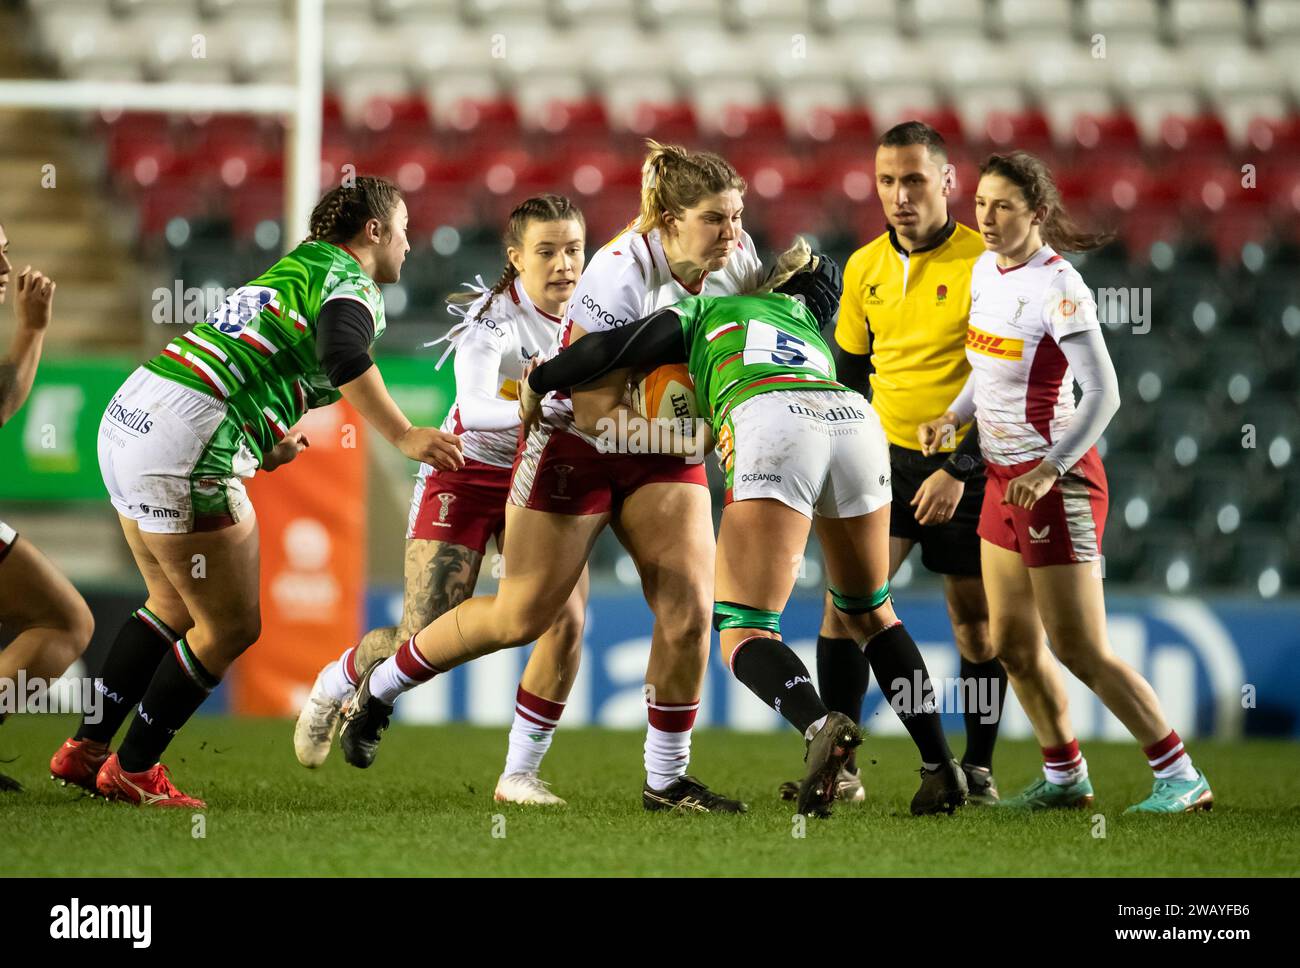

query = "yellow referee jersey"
[[835, 219, 986, 451]]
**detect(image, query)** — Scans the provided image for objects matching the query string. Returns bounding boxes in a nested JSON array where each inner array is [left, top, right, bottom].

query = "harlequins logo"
[[865, 283, 883, 305], [552, 464, 573, 498], [936, 284, 948, 305], [1011, 296, 1029, 323], [437, 492, 455, 523]]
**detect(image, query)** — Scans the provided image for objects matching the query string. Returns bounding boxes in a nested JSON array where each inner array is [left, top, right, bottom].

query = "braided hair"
[[305, 177, 403, 245], [446, 193, 586, 321]]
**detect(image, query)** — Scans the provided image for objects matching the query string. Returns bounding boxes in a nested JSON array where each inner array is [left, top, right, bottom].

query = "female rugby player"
[[341, 142, 758, 812], [0, 231, 93, 792], [518, 241, 964, 817], [51, 178, 463, 807], [919, 152, 1212, 814], [296, 194, 590, 806]]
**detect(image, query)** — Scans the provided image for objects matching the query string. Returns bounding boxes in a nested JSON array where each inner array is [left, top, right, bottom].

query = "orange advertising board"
[[231, 401, 366, 715]]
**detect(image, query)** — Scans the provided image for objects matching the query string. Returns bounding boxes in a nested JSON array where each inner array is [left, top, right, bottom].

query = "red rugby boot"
[[50, 737, 111, 794], [95, 754, 206, 808]]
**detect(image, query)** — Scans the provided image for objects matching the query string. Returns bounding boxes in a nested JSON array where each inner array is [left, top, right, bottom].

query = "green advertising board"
[[0, 354, 458, 502]]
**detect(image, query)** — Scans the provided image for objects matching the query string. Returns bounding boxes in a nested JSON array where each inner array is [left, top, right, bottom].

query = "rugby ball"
[[631, 364, 698, 422]]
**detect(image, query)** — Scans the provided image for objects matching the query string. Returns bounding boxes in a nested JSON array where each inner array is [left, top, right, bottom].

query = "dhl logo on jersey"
[[966, 326, 1024, 360]]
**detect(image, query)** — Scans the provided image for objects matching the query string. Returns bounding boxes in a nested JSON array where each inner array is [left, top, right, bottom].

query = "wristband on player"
[[942, 420, 983, 482], [942, 453, 980, 482]]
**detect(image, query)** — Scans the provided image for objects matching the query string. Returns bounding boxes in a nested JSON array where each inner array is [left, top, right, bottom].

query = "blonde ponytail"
[[632, 139, 746, 235]]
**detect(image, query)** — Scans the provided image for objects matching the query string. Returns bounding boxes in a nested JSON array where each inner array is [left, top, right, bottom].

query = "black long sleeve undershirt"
[[527, 308, 687, 394], [831, 340, 872, 400], [316, 297, 376, 388]]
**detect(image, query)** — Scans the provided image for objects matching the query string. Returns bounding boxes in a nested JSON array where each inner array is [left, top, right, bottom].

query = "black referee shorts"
[[888, 444, 983, 577]]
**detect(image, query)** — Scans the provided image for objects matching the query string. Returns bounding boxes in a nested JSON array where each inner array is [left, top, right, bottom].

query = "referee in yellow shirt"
[[817, 122, 1005, 808]]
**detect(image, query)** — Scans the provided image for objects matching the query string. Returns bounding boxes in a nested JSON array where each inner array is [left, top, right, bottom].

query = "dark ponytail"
[[306, 177, 403, 244], [980, 152, 1114, 253], [446, 192, 586, 320]]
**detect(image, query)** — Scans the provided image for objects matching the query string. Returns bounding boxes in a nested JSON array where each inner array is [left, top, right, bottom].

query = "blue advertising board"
[[372, 590, 1299, 739]]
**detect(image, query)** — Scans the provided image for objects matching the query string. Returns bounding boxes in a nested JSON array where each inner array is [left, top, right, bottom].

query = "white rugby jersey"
[[547, 224, 764, 436], [965, 246, 1101, 466], [433, 279, 566, 468]]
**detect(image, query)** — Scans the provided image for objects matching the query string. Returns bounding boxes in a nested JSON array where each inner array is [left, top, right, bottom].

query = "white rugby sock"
[[369, 636, 441, 704], [1145, 730, 1199, 781], [644, 698, 699, 791], [1042, 739, 1089, 786], [320, 648, 358, 702], [503, 686, 566, 776]]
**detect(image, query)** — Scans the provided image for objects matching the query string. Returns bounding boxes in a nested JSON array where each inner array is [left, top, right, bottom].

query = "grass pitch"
[[2, 715, 1296, 877]]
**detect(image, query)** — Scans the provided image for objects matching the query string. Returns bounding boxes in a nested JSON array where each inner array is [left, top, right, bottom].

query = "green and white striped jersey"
[[144, 241, 385, 463]]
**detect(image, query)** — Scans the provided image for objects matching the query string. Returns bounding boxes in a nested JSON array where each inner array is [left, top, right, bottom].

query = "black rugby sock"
[[732, 637, 829, 737], [816, 635, 870, 721], [117, 640, 218, 773], [960, 656, 1007, 770], [76, 607, 178, 744], [863, 622, 952, 767]]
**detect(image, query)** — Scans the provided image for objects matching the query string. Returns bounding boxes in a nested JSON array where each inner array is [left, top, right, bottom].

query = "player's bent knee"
[[499, 609, 560, 649], [955, 623, 996, 663], [658, 595, 713, 649], [67, 598, 94, 655], [210, 612, 262, 657], [1055, 650, 1101, 687], [991, 630, 1038, 677], [547, 608, 585, 654], [830, 582, 895, 636], [713, 602, 782, 636]]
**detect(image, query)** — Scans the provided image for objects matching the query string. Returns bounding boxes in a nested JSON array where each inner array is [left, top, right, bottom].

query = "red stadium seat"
[[793, 105, 873, 148], [537, 97, 609, 140], [403, 187, 477, 233], [439, 97, 521, 156], [1070, 112, 1142, 160], [762, 194, 836, 244], [624, 101, 699, 145], [1158, 114, 1229, 156], [1270, 167, 1300, 219], [906, 107, 964, 148], [577, 192, 642, 246], [136, 179, 212, 239], [717, 102, 786, 143], [358, 94, 433, 154], [1115, 207, 1184, 263], [228, 183, 284, 242], [476, 150, 567, 224], [983, 109, 1053, 155], [1246, 115, 1300, 156], [565, 150, 642, 199], [1208, 211, 1276, 267]]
